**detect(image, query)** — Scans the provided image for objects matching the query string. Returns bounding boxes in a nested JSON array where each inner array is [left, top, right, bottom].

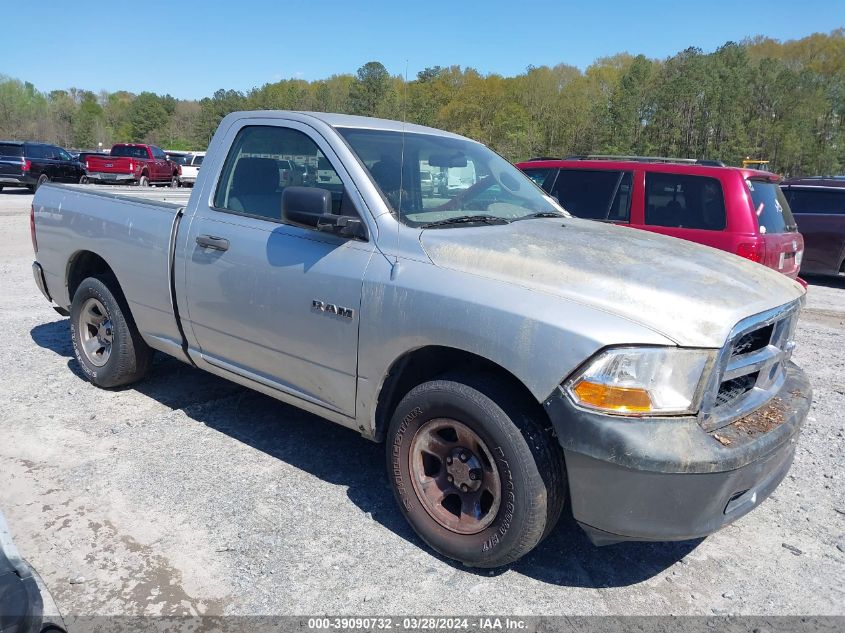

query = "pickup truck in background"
[[31, 111, 811, 568], [85, 143, 181, 187]]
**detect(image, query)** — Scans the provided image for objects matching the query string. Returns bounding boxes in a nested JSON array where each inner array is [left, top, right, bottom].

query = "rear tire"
[[386, 374, 566, 568], [79, 174, 89, 185], [70, 276, 153, 388], [35, 174, 50, 191], [138, 175, 149, 187]]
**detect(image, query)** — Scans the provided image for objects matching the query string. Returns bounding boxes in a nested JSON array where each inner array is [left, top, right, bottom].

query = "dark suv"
[[0, 141, 87, 192], [781, 177, 845, 276]]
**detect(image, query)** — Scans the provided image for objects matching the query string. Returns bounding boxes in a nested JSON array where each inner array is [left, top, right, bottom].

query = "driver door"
[[180, 120, 375, 418]]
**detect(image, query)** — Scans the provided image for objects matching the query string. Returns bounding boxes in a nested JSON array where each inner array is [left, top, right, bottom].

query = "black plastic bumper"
[[544, 362, 812, 545]]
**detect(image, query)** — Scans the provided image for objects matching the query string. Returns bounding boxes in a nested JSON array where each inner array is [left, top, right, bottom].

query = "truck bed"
[[33, 183, 188, 360]]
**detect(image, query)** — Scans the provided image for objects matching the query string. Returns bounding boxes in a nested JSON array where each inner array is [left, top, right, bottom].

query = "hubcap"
[[77, 297, 113, 367], [409, 418, 502, 534]]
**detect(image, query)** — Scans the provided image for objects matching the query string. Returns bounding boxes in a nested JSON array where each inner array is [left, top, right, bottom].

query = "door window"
[[26, 144, 48, 159], [784, 188, 845, 215], [213, 125, 347, 222], [552, 169, 631, 220], [645, 173, 726, 230]]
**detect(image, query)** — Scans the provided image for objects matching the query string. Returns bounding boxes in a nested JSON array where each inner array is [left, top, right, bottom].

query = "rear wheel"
[[70, 276, 153, 388], [35, 174, 50, 191], [386, 374, 566, 568], [79, 174, 89, 185], [138, 175, 149, 187]]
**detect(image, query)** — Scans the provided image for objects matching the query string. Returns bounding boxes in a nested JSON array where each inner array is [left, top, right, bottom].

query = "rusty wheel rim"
[[409, 418, 502, 535]]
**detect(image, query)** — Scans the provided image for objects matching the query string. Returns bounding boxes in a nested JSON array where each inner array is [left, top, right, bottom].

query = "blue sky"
[[4, 0, 843, 99]]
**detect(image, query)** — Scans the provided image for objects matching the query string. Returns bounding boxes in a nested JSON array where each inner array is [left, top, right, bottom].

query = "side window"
[[151, 147, 166, 160], [786, 189, 845, 215], [56, 148, 72, 161], [552, 169, 629, 220], [645, 173, 726, 230], [27, 145, 46, 159], [213, 125, 348, 222], [608, 172, 633, 221], [520, 167, 556, 189]]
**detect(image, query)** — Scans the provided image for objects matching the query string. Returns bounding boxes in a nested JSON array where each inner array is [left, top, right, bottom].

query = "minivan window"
[[783, 188, 845, 215], [645, 174, 726, 230], [214, 125, 347, 221], [552, 169, 631, 221], [0, 144, 23, 157], [520, 167, 555, 188], [747, 180, 796, 233]]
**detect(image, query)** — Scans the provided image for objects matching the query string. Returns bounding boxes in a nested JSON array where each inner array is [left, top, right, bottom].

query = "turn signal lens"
[[564, 347, 715, 416], [572, 381, 652, 413]]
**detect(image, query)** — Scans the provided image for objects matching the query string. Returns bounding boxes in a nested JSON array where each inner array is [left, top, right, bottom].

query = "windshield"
[[168, 154, 189, 165], [747, 180, 796, 234], [193, 154, 204, 166], [337, 128, 564, 226]]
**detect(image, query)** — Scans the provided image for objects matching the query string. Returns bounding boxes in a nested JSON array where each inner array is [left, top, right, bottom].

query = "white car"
[[179, 152, 205, 187]]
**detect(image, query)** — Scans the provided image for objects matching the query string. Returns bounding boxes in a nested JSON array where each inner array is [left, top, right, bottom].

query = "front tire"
[[170, 175, 179, 188], [70, 276, 153, 388], [386, 374, 566, 568]]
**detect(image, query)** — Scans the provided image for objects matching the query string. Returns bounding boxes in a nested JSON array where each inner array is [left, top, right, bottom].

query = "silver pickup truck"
[[31, 111, 811, 567]]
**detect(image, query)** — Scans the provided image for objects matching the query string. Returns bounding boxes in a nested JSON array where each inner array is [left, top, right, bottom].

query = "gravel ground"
[[0, 189, 843, 617]]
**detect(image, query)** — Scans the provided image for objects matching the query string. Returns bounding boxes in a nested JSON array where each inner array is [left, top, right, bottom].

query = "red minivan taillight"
[[30, 204, 37, 253], [736, 240, 766, 263]]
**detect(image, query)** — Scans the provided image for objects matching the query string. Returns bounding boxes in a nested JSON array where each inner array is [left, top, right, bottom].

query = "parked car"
[[0, 511, 67, 633], [31, 112, 810, 568], [0, 141, 87, 192], [85, 143, 181, 187], [781, 177, 845, 276], [517, 156, 804, 280], [180, 152, 205, 187]]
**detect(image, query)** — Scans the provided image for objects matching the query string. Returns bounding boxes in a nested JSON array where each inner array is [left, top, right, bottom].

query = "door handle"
[[196, 235, 230, 251]]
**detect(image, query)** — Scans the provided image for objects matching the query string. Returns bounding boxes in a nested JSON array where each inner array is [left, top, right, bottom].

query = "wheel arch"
[[66, 250, 120, 302], [373, 345, 553, 443]]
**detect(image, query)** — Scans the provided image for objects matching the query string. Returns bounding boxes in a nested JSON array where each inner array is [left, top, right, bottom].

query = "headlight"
[[565, 347, 715, 416]]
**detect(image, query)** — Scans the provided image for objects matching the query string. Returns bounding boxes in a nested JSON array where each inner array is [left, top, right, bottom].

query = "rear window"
[[193, 155, 204, 166], [111, 145, 149, 159], [645, 173, 726, 230], [552, 169, 633, 221], [0, 143, 23, 157], [747, 180, 796, 233], [783, 188, 845, 215]]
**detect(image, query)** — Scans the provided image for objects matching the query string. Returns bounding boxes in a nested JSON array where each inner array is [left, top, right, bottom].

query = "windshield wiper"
[[420, 214, 511, 228], [515, 211, 565, 221]]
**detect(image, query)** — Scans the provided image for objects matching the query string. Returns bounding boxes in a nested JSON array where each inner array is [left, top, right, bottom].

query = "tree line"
[[1, 29, 843, 176]]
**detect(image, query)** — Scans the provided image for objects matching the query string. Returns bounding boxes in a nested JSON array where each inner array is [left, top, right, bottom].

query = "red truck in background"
[[85, 144, 181, 187]]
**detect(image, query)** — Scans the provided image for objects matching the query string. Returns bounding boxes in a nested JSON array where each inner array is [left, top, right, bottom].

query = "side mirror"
[[282, 186, 367, 239]]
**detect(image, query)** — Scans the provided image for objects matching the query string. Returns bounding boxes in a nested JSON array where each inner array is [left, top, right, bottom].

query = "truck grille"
[[699, 299, 801, 432]]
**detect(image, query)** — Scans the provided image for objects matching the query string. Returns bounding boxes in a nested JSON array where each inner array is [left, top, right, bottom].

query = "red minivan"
[[517, 157, 804, 280]]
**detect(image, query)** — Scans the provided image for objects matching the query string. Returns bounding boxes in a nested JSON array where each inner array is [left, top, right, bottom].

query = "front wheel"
[[79, 174, 89, 185], [170, 175, 179, 188], [386, 375, 566, 568], [70, 276, 153, 388]]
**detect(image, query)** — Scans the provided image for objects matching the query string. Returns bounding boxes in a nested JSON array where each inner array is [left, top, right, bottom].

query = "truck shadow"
[[31, 318, 700, 588]]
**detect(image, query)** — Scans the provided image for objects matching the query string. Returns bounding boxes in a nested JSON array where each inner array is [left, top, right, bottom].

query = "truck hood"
[[419, 218, 804, 348]]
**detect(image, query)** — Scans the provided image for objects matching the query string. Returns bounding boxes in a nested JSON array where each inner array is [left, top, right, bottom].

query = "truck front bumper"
[[87, 172, 136, 184], [544, 362, 812, 545]]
